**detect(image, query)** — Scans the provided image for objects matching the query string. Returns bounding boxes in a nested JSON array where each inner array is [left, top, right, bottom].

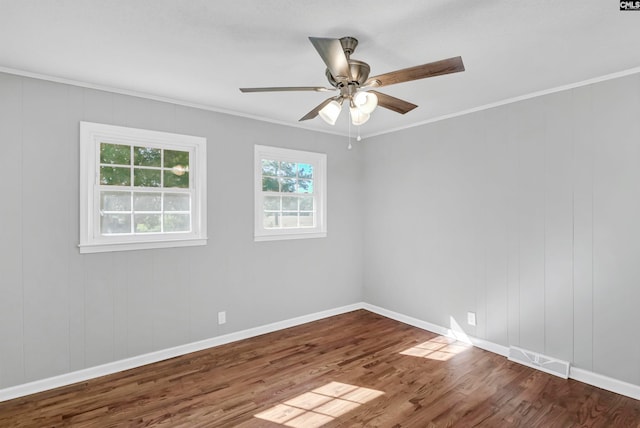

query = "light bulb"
[[318, 100, 342, 125], [354, 91, 378, 114]]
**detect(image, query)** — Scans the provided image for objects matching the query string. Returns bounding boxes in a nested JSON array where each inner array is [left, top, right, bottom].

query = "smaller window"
[[254, 145, 327, 241], [80, 122, 207, 253]]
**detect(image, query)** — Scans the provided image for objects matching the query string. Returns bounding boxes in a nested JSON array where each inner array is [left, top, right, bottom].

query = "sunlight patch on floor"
[[400, 336, 471, 361], [254, 381, 384, 427]]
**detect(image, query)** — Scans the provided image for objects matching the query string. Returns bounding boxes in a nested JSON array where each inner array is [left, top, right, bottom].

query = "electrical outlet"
[[467, 312, 476, 326], [218, 311, 226, 325]]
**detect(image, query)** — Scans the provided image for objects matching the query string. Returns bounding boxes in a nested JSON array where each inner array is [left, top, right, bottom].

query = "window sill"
[[79, 237, 208, 254], [254, 231, 327, 242]]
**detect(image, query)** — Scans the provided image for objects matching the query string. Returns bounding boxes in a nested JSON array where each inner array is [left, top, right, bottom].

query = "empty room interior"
[[2, 1, 640, 426]]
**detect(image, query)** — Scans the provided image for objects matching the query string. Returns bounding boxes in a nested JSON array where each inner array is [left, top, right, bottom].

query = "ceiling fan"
[[240, 36, 465, 126]]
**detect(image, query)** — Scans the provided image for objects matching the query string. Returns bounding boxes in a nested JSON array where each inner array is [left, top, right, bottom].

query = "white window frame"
[[79, 121, 207, 253], [254, 145, 327, 242]]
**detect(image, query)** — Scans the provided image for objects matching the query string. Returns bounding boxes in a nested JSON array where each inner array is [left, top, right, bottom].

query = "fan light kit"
[[240, 36, 465, 127]]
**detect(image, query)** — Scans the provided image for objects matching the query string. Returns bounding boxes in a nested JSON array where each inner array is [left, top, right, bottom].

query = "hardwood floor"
[[1, 310, 639, 427]]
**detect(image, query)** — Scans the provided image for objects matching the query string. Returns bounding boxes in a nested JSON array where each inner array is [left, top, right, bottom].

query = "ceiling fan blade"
[[240, 86, 334, 93], [299, 97, 336, 122], [370, 90, 418, 114], [309, 37, 352, 83], [366, 56, 465, 87]]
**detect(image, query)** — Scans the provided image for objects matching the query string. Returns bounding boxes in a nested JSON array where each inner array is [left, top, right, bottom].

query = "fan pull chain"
[[347, 112, 353, 150]]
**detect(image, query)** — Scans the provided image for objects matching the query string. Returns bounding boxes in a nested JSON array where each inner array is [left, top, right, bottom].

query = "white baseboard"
[[362, 303, 639, 400], [0, 303, 363, 403], [1, 302, 638, 402], [570, 366, 640, 400], [361, 303, 510, 357]]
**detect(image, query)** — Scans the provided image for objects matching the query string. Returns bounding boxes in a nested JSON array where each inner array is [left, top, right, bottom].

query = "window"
[[254, 145, 327, 241], [80, 122, 207, 253]]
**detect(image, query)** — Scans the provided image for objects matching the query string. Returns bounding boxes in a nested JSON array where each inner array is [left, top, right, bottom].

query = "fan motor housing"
[[326, 59, 371, 88]]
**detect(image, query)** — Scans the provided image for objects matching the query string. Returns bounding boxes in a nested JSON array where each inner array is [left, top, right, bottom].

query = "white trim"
[[254, 231, 327, 242], [0, 67, 345, 139], [361, 303, 510, 357], [361, 304, 639, 400], [4, 65, 640, 141], [79, 121, 207, 253], [1, 302, 638, 403], [78, 237, 208, 253], [254, 145, 327, 242], [364, 66, 640, 139], [0, 303, 362, 403], [570, 367, 640, 401]]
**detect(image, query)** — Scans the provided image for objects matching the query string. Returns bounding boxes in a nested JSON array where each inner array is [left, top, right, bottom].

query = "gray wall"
[[0, 72, 363, 389], [363, 74, 640, 385], [2, 69, 640, 391]]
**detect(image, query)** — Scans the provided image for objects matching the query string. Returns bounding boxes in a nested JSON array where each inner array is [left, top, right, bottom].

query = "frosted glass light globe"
[[353, 91, 378, 114], [318, 100, 342, 125], [350, 106, 370, 125]]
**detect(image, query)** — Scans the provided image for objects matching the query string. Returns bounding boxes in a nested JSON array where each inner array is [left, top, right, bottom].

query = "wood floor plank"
[[1, 310, 639, 427]]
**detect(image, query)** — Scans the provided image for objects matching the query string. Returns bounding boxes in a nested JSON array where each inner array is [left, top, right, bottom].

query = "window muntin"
[[261, 160, 315, 229], [98, 143, 191, 235], [254, 145, 326, 241], [80, 122, 207, 253]]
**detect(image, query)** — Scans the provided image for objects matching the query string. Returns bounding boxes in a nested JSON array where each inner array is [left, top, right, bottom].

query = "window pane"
[[134, 192, 161, 211], [164, 150, 190, 169], [262, 159, 278, 176], [297, 179, 313, 193], [278, 162, 297, 177], [299, 212, 314, 227], [282, 196, 298, 211], [134, 168, 161, 187], [100, 143, 130, 165], [254, 145, 325, 241], [164, 193, 190, 211], [164, 214, 190, 232], [299, 196, 313, 211], [134, 146, 161, 167], [101, 191, 131, 211], [263, 212, 280, 228], [101, 213, 131, 234], [262, 177, 279, 192], [298, 163, 313, 179], [281, 212, 298, 227], [83, 122, 206, 252], [280, 178, 296, 193], [100, 166, 131, 186], [163, 170, 189, 188], [134, 214, 161, 233], [264, 196, 280, 211]]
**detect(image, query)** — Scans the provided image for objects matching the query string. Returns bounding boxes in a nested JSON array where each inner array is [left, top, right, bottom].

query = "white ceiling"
[[1, 0, 639, 138]]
